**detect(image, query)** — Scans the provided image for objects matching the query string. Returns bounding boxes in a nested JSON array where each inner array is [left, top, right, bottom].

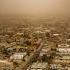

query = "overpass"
[[22, 39, 43, 70]]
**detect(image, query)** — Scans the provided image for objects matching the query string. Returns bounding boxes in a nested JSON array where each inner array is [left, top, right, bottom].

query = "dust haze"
[[0, 0, 70, 70], [0, 0, 70, 16]]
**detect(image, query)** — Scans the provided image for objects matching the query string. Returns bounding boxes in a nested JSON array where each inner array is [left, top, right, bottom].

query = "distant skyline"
[[0, 0, 70, 16]]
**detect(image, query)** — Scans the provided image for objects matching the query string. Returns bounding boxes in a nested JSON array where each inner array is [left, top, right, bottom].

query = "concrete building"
[[10, 52, 27, 62], [27, 62, 48, 70], [53, 43, 70, 65]]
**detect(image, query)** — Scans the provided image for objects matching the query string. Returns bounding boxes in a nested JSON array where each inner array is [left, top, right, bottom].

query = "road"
[[22, 39, 43, 70]]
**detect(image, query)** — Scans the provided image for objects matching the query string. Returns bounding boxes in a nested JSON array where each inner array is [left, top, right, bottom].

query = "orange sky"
[[0, 0, 69, 16]]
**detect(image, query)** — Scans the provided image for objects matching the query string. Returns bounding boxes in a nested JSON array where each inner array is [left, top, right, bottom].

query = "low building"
[[58, 44, 70, 48], [10, 52, 27, 62], [27, 62, 48, 70], [57, 48, 70, 53]]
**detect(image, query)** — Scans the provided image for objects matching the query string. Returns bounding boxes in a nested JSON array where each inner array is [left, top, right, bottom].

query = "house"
[[27, 62, 48, 70], [10, 52, 27, 62]]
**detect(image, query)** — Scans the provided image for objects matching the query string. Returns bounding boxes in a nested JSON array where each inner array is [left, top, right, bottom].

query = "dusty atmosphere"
[[0, 0, 70, 70]]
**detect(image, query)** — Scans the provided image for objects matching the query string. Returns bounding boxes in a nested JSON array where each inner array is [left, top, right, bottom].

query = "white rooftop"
[[57, 48, 70, 53], [53, 33, 60, 36], [30, 62, 47, 69], [10, 52, 27, 60], [58, 44, 70, 48]]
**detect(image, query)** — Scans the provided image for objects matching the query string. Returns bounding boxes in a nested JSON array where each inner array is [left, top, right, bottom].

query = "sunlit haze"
[[0, 0, 70, 16]]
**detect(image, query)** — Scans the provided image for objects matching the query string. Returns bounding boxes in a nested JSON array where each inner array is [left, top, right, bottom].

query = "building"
[[53, 43, 70, 65], [27, 62, 48, 70], [10, 52, 27, 62]]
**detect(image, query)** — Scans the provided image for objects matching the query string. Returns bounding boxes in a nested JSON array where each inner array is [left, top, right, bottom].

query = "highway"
[[22, 39, 43, 70]]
